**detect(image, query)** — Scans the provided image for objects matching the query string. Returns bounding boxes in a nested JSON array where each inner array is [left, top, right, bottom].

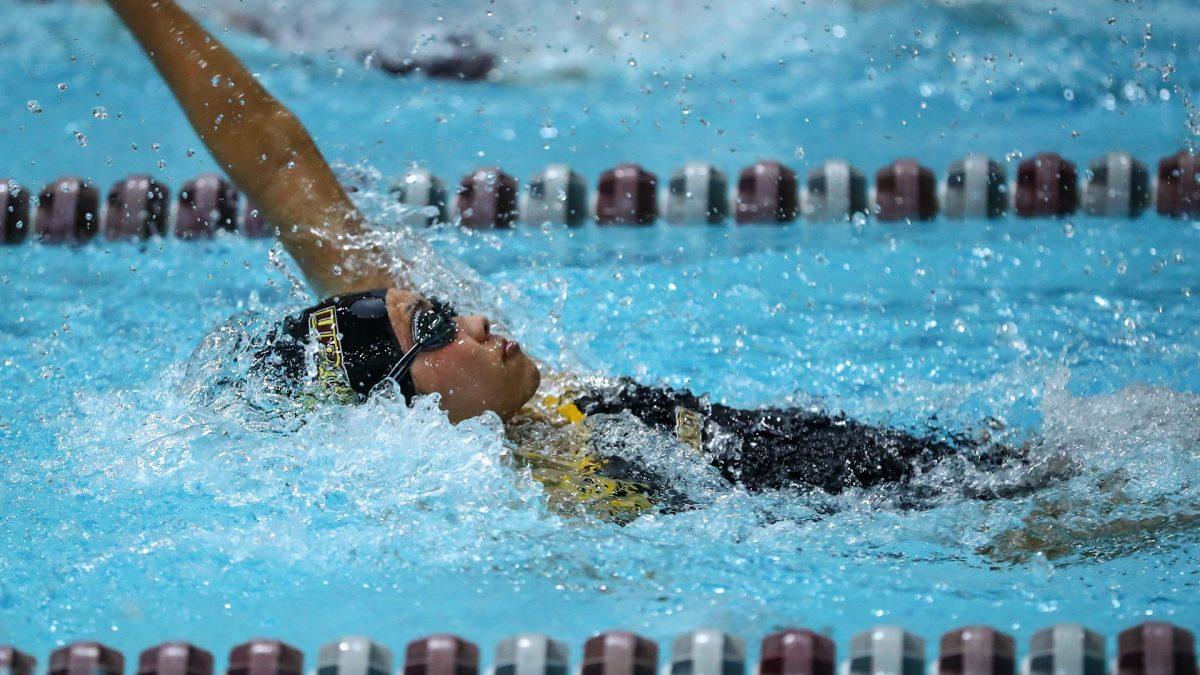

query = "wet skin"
[[104, 0, 541, 423], [385, 289, 541, 423]]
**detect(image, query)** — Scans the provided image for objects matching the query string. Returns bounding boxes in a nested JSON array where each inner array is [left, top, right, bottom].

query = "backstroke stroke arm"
[[106, 0, 399, 297]]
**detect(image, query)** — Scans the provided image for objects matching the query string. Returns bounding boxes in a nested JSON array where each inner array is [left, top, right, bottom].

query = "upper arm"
[[207, 78, 397, 296], [250, 111, 391, 295], [106, 0, 399, 297]]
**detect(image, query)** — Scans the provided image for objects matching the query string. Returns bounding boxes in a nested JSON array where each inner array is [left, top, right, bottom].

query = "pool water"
[[2, 0, 1199, 663]]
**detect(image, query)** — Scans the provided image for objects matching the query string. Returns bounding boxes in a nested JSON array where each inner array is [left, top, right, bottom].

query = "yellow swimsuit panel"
[[506, 387, 658, 523]]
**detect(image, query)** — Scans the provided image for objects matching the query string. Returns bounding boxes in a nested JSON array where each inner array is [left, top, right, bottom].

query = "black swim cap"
[[263, 289, 416, 402]]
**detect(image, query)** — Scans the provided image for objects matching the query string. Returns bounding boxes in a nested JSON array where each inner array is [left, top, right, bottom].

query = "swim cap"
[[261, 289, 416, 403]]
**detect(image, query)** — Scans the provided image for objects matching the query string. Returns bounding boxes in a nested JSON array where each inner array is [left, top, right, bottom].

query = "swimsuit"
[[574, 378, 963, 494], [518, 378, 1033, 521]]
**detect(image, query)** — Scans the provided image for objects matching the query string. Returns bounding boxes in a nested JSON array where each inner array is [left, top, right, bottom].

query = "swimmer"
[[106, 0, 1056, 522]]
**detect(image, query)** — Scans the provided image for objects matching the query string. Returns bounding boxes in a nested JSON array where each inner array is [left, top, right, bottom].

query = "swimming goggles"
[[386, 297, 459, 384]]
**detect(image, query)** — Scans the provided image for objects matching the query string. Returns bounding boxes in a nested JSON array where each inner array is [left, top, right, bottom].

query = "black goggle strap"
[[385, 342, 426, 386]]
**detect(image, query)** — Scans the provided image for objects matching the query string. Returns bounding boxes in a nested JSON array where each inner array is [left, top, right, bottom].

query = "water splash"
[[0, 0, 1198, 656]]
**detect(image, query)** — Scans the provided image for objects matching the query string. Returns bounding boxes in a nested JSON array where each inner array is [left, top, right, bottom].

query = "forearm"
[[106, 0, 396, 296]]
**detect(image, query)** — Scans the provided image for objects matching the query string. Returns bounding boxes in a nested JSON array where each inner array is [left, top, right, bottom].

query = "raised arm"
[[106, 0, 395, 296]]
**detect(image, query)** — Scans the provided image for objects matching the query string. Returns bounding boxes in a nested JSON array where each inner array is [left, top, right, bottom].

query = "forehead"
[[390, 289, 427, 315], [390, 290, 460, 326]]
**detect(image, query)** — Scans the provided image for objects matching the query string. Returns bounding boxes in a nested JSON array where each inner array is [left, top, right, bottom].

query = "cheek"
[[420, 343, 496, 391], [421, 343, 474, 378], [416, 343, 533, 410]]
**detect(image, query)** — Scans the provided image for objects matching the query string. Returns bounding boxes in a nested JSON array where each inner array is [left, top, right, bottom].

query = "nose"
[[458, 314, 491, 343]]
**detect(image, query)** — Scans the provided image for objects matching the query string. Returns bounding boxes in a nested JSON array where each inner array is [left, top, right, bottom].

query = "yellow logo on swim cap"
[[309, 306, 353, 396]]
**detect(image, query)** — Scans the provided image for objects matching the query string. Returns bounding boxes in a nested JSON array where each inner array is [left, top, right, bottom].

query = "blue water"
[[2, 0, 1199, 666]]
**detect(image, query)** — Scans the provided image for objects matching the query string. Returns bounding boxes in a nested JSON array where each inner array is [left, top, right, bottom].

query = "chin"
[[520, 361, 542, 402]]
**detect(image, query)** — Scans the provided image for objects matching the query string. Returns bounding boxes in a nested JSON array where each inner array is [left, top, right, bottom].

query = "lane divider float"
[[1, 150, 1198, 245], [0, 622, 1194, 675]]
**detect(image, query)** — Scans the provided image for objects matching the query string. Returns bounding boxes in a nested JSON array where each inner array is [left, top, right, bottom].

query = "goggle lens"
[[385, 297, 459, 388], [411, 298, 458, 349]]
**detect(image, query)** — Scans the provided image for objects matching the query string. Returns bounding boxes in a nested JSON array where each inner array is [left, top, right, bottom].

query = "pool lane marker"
[[4, 150, 1200, 244], [139, 642, 214, 675], [0, 623, 1196, 675]]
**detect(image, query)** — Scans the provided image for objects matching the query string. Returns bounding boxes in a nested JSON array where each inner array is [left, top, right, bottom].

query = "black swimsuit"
[[573, 378, 1027, 496]]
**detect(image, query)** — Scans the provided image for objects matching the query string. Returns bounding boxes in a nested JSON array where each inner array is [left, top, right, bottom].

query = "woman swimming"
[[105, 0, 1044, 521]]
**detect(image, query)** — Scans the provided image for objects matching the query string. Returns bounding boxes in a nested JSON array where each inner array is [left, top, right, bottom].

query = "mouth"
[[501, 338, 521, 360]]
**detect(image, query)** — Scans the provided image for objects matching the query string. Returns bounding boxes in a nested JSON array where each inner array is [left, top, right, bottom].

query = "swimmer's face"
[[388, 289, 541, 423]]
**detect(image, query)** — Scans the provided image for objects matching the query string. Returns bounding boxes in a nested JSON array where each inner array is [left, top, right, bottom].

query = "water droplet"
[[186, 148, 196, 157], [92, 106, 108, 119], [26, 100, 42, 114], [57, 82, 67, 92], [74, 131, 87, 147], [331, 265, 344, 277], [627, 57, 638, 68]]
